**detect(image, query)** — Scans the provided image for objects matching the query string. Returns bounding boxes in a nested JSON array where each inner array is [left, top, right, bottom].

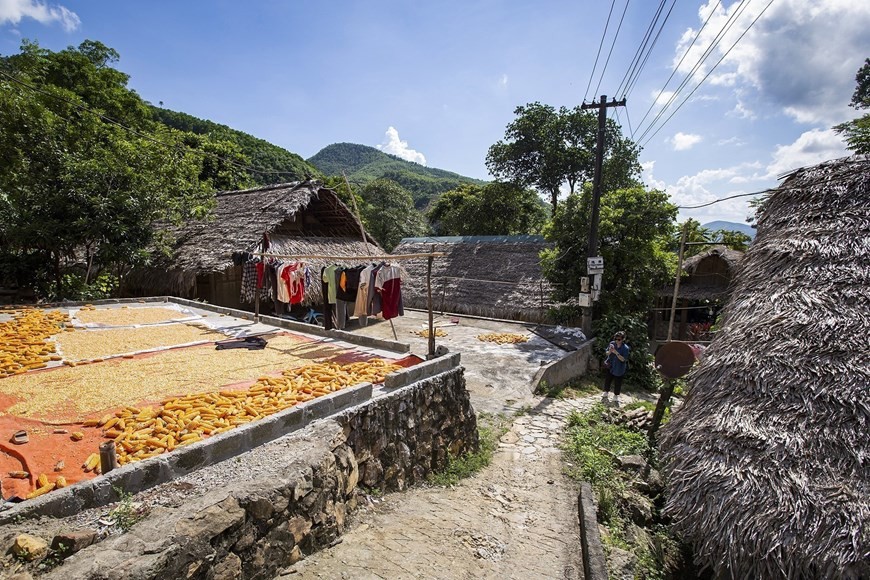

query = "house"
[[391, 235, 556, 323], [652, 245, 743, 342], [660, 155, 870, 579], [124, 181, 381, 310]]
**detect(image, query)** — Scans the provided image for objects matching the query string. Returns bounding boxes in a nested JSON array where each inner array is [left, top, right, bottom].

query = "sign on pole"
[[587, 256, 604, 275]]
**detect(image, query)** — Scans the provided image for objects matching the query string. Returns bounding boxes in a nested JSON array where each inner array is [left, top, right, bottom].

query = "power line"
[[632, 0, 722, 140], [591, 0, 633, 100], [676, 190, 761, 209], [622, 0, 679, 101], [583, 0, 618, 104], [635, 0, 754, 143], [613, 0, 666, 98], [639, 0, 776, 148], [0, 69, 304, 179]]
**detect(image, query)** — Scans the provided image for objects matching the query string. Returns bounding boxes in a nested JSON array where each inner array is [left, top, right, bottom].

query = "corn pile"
[[0, 309, 70, 378], [55, 323, 226, 362], [415, 328, 447, 338], [477, 332, 530, 344], [26, 473, 67, 500], [75, 306, 192, 326], [91, 359, 403, 466]]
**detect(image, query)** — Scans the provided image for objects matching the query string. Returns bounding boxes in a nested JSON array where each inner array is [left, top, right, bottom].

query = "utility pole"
[[579, 94, 626, 337]]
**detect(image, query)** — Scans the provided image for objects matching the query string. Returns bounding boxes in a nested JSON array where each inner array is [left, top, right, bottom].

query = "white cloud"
[[0, 0, 80, 31], [376, 126, 427, 166], [651, 89, 675, 108], [671, 132, 702, 151], [674, 0, 870, 125], [764, 128, 850, 178], [499, 73, 508, 88]]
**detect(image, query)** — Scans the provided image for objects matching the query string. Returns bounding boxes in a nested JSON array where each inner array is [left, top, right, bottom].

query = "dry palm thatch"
[[660, 155, 870, 579], [125, 181, 381, 298], [392, 236, 556, 323], [659, 245, 743, 300]]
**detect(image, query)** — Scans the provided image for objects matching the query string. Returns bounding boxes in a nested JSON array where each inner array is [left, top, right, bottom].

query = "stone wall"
[[35, 367, 476, 580]]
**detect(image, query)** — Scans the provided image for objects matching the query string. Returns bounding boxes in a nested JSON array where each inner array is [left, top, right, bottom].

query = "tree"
[[359, 179, 428, 251], [834, 58, 870, 154], [486, 102, 641, 213], [427, 182, 548, 236], [674, 218, 713, 257], [542, 185, 677, 316], [711, 228, 751, 252], [0, 40, 215, 298]]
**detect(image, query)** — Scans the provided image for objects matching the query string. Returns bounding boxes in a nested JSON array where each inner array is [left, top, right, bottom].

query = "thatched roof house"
[[660, 155, 870, 579], [392, 236, 555, 323], [125, 181, 381, 308], [652, 245, 743, 341]]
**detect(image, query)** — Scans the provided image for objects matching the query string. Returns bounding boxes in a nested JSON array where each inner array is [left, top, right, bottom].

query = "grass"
[[562, 403, 681, 580], [109, 486, 148, 532], [428, 413, 509, 487], [536, 375, 601, 399]]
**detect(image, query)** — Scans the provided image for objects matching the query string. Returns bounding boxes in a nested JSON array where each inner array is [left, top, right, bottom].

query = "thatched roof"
[[659, 245, 743, 300], [125, 181, 381, 297], [392, 236, 555, 322], [660, 155, 870, 579]]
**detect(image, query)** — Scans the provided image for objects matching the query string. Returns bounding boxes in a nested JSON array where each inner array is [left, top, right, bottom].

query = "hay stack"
[[660, 155, 870, 579]]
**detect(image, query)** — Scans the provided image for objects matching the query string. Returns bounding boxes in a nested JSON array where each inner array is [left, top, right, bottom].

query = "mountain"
[[703, 220, 756, 240], [308, 143, 485, 209], [151, 107, 322, 186]]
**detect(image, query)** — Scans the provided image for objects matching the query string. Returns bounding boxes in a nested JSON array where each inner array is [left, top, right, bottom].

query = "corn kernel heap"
[[0, 309, 71, 378], [89, 359, 402, 466], [477, 332, 530, 344], [415, 328, 447, 338]]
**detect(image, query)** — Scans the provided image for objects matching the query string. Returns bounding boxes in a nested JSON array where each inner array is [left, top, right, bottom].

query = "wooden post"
[[667, 224, 688, 342], [648, 379, 675, 444], [254, 288, 260, 322], [440, 279, 447, 315], [100, 441, 118, 474], [427, 253, 435, 358]]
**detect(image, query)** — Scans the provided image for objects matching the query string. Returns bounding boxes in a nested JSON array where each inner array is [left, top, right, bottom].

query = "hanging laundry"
[[375, 264, 405, 320]]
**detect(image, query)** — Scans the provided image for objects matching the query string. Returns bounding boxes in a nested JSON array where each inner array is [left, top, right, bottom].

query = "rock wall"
[[36, 367, 476, 580]]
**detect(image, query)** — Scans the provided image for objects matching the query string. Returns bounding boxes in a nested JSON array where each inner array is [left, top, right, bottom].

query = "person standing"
[[602, 331, 630, 405]]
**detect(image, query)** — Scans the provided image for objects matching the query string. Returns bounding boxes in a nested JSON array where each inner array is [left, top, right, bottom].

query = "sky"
[[1, 0, 868, 226]]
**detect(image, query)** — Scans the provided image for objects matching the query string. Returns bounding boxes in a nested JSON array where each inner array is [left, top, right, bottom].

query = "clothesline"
[[251, 252, 445, 260]]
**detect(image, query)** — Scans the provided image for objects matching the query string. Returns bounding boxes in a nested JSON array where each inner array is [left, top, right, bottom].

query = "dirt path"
[[281, 395, 601, 580]]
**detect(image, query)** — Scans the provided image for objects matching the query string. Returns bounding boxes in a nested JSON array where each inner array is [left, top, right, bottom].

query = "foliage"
[[109, 486, 147, 531], [308, 143, 484, 210], [320, 175, 367, 215], [674, 219, 751, 255], [427, 182, 548, 236], [711, 228, 751, 251], [428, 414, 507, 486], [834, 58, 870, 154], [542, 186, 677, 317], [152, 106, 320, 185], [359, 178, 428, 251], [486, 102, 641, 213], [0, 40, 219, 299], [536, 375, 601, 398], [594, 312, 657, 391]]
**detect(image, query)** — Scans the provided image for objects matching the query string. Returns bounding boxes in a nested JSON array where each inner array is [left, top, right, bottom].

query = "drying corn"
[[415, 328, 447, 338], [0, 309, 71, 378], [74, 306, 190, 326], [477, 332, 530, 344], [85, 359, 403, 467]]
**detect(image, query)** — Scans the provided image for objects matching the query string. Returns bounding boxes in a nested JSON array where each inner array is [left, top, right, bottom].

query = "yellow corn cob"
[[83, 453, 100, 471], [70, 431, 84, 441], [55, 476, 67, 489], [26, 483, 56, 500], [8, 470, 29, 479], [37, 473, 49, 487]]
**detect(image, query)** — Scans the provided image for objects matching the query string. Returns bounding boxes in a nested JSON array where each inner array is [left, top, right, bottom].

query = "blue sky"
[[2, 0, 868, 225]]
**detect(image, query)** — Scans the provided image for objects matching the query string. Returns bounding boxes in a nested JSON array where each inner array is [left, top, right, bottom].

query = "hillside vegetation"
[[308, 142, 485, 208], [152, 107, 322, 186]]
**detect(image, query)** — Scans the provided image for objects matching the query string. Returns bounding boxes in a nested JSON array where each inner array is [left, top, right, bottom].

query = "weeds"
[[536, 376, 600, 399], [109, 486, 147, 532], [428, 414, 508, 487]]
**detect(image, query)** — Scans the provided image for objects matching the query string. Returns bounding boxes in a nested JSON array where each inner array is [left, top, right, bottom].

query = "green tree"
[[486, 102, 641, 213], [359, 179, 428, 251], [0, 40, 214, 298], [675, 218, 713, 257], [712, 228, 751, 252], [542, 186, 677, 316], [428, 182, 548, 236], [834, 58, 870, 154]]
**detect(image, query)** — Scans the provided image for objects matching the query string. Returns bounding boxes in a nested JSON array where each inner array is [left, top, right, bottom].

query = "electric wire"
[[613, 0, 666, 99], [623, 0, 679, 100], [0, 69, 303, 179], [635, 0, 754, 143], [591, 0, 633, 100], [631, 0, 722, 139], [639, 0, 776, 148], [583, 0, 618, 104]]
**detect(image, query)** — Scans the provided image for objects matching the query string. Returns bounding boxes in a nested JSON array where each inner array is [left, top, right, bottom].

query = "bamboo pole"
[[427, 253, 435, 358], [667, 224, 688, 342]]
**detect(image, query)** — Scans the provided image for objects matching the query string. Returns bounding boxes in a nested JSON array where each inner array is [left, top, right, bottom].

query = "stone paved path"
[[279, 394, 615, 580]]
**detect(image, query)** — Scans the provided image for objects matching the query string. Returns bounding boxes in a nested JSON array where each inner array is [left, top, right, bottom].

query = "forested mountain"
[[152, 107, 322, 186], [308, 143, 485, 209], [702, 220, 756, 240]]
